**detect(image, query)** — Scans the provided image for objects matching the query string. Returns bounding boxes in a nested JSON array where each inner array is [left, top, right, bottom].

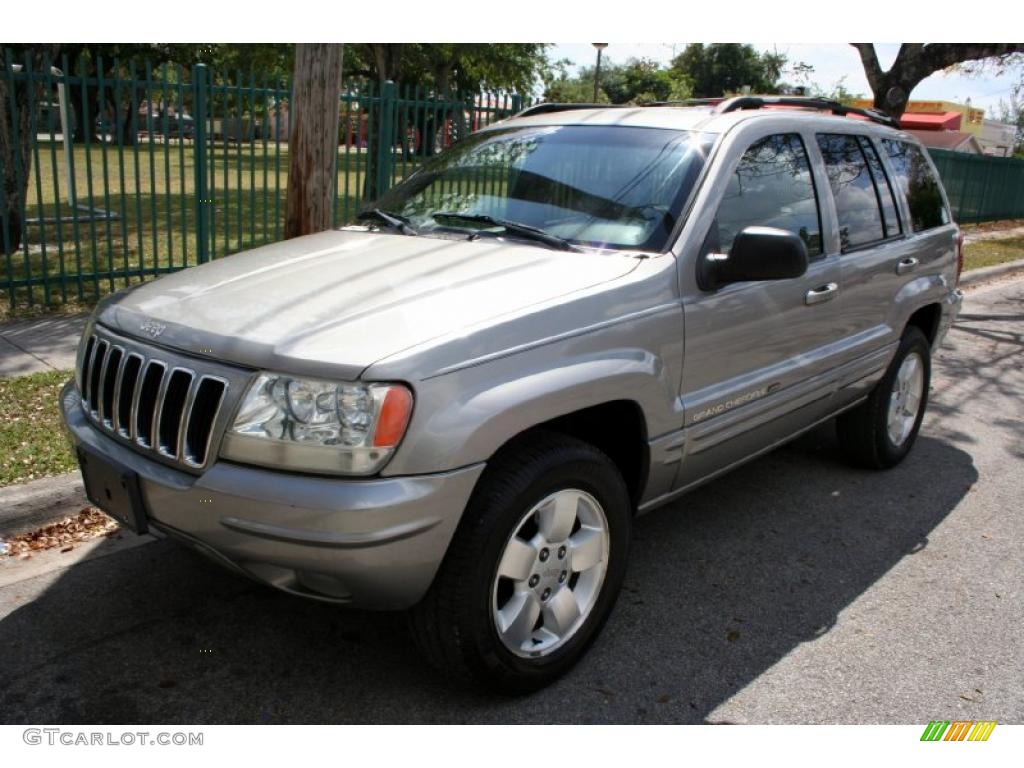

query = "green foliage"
[[352, 44, 550, 93], [996, 86, 1024, 155], [542, 57, 691, 105], [671, 44, 786, 97]]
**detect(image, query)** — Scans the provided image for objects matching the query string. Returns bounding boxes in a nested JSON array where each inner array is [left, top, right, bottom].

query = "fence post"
[[510, 94, 523, 114], [375, 80, 398, 198], [192, 63, 210, 264]]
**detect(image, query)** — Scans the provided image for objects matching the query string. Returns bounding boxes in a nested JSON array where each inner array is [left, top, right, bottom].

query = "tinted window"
[[711, 133, 821, 257], [859, 136, 901, 238], [816, 134, 885, 251], [882, 139, 951, 232]]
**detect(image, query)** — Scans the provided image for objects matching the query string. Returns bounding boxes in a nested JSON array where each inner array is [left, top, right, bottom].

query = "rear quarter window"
[[881, 139, 951, 232]]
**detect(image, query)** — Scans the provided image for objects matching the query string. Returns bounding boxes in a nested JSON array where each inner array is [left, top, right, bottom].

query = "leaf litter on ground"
[[1, 508, 120, 558]]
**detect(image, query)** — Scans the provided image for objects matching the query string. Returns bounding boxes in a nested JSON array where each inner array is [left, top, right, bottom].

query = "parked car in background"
[[61, 96, 963, 692]]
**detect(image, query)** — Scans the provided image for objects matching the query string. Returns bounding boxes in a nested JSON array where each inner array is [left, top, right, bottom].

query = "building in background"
[[977, 120, 1017, 157], [903, 129, 984, 154], [853, 98, 1017, 157]]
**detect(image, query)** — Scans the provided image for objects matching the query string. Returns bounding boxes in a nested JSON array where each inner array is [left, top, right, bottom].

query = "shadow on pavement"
[[0, 427, 976, 724]]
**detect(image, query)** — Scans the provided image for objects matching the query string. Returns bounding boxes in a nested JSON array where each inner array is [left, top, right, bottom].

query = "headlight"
[[220, 373, 413, 476]]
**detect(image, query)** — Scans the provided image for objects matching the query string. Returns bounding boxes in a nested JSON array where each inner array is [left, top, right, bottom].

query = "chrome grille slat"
[[76, 330, 230, 472], [157, 368, 193, 459], [87, 339, 107, 415], [81, 336, 97, 407], [184, 376, 228, 468], [117, 353, 144, 438], [128, 355, 148, 443], [136, 360, 167, 448], [99, 346, 123, 427], [150, 369, 171, 454], [177, 376, 201, 462], [110, 349, 128, 433]]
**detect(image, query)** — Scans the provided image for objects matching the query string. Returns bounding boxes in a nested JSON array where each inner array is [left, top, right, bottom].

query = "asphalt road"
[[1, 278, 1021, 724]]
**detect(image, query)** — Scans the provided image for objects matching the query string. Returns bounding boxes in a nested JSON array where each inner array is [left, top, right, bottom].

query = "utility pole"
[[284, 43, 344, 239], [592, 44, 608, 102]]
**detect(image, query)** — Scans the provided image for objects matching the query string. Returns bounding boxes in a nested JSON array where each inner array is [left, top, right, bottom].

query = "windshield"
[[369, 125, 715, 252]]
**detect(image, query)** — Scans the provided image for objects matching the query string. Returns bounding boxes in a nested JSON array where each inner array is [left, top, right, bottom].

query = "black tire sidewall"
[[874, 328, 932, 465], [458, 443, 631, 690]]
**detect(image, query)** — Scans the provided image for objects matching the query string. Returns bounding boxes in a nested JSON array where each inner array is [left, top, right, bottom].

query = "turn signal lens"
[[373, 385, 414, 448]]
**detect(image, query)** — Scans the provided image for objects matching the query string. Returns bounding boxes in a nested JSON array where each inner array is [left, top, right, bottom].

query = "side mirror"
[[698, 226, 809, 291]]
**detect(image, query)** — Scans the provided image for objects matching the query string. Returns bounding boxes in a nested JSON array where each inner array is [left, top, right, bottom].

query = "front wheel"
[[837, 326, 932, 469], [410, 432, 631, 693]]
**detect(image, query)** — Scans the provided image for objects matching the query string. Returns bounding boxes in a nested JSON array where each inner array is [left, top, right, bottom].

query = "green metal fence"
[[0, 53, 527, 312], [928, 147, 1024, 225]]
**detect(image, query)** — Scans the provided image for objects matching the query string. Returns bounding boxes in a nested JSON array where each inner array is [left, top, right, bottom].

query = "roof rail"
[[649, 98, 724, 107], [514, 102, 626, 118], [512, 97, 901, 129], [712, 95, 900, 129]]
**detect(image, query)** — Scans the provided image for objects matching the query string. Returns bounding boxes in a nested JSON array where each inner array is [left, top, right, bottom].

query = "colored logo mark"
[[920, 721, 997, 741]]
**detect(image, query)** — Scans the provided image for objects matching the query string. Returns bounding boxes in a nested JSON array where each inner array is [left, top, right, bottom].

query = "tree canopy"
[[349, 44, 550, 93], [543, 57, 692, 104], [670, 44, 787, 98], [542, 45, 787, 105]]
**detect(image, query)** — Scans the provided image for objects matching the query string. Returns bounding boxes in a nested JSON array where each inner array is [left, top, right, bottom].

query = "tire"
[[409, 431, 632, 693], [837, 326, 931, 469]]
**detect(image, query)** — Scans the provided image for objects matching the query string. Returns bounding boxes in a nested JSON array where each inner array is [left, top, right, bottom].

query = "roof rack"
[[514, 102, 627, 118], [711, 96, 900, 129], [513, 97, 900, 129], [649, 98, 723, 107]]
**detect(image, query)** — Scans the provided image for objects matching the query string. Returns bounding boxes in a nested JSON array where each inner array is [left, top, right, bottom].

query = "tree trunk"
[[284, 44, 344, 239], [0, 45, 59, 254], [852, 43, 1024, 117]]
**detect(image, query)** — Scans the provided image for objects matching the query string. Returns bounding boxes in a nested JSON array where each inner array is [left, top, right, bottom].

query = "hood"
[[98, 229, 641, 380]]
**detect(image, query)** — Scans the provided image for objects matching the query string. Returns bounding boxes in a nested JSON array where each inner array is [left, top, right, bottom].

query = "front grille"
[[79, 332, 228, 469]]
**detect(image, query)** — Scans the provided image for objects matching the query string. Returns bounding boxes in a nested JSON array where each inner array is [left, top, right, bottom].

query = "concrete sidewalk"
[[0, 313, 87, 378]]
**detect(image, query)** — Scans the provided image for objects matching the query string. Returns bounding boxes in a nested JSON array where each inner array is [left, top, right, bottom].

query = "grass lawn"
[[962, 236, 1024, 272], [2, 139, 424, 318], [0, 369, 77, 486]]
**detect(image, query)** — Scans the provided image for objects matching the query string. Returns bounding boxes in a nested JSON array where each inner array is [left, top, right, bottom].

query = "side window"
[[882, 139, 951, 232], [710, 133, 822, 258], [858, 136, 902, 238], [816, 133, 886, 251]]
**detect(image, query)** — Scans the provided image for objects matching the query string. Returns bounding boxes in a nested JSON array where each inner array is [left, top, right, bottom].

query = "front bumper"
[[61, 382, 484, 609]]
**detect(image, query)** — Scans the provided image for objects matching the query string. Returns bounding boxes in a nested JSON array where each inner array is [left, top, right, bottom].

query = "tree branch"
[[850, 43, 884, 92]]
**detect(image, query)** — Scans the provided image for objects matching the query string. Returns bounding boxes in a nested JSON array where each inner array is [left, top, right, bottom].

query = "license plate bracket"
[[76, 446, 149, 534]]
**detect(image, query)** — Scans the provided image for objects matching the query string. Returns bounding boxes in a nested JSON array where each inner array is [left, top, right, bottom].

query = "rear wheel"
[[410, 432, 631, 693], [837, 326, 931, 469]]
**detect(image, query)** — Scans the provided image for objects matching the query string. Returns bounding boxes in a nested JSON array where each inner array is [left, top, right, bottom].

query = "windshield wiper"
[[356, 208, 419, 236], [432, 212, 577, 251]]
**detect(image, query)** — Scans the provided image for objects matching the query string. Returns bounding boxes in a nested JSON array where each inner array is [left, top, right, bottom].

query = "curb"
[[0, 473, 87, 540], [959, 258, 1024, 288]]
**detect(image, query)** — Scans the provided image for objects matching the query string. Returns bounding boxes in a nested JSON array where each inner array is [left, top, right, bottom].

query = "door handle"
[[896, 257, 919, 275], [805, 282, 838, 306]]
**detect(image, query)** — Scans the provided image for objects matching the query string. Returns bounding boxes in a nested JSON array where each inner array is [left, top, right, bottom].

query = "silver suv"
[[62, 96, 964, 691]]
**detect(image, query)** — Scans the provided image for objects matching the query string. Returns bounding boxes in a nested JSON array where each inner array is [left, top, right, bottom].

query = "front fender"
[[378, 310, 683, 477]]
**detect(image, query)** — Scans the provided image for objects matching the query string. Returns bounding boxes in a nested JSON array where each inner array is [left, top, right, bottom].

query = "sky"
[[551, 43, 1020, 119]]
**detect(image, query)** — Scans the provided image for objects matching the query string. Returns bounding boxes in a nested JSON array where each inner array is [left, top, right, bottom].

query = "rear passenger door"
[[813, 133, 950, 404]]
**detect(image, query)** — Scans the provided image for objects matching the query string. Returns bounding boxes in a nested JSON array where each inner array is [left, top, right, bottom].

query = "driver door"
[[674, 130, 844, 490]]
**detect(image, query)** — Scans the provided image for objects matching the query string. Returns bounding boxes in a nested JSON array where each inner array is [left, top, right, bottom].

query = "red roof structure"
[[899, 112, 963, 131]]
